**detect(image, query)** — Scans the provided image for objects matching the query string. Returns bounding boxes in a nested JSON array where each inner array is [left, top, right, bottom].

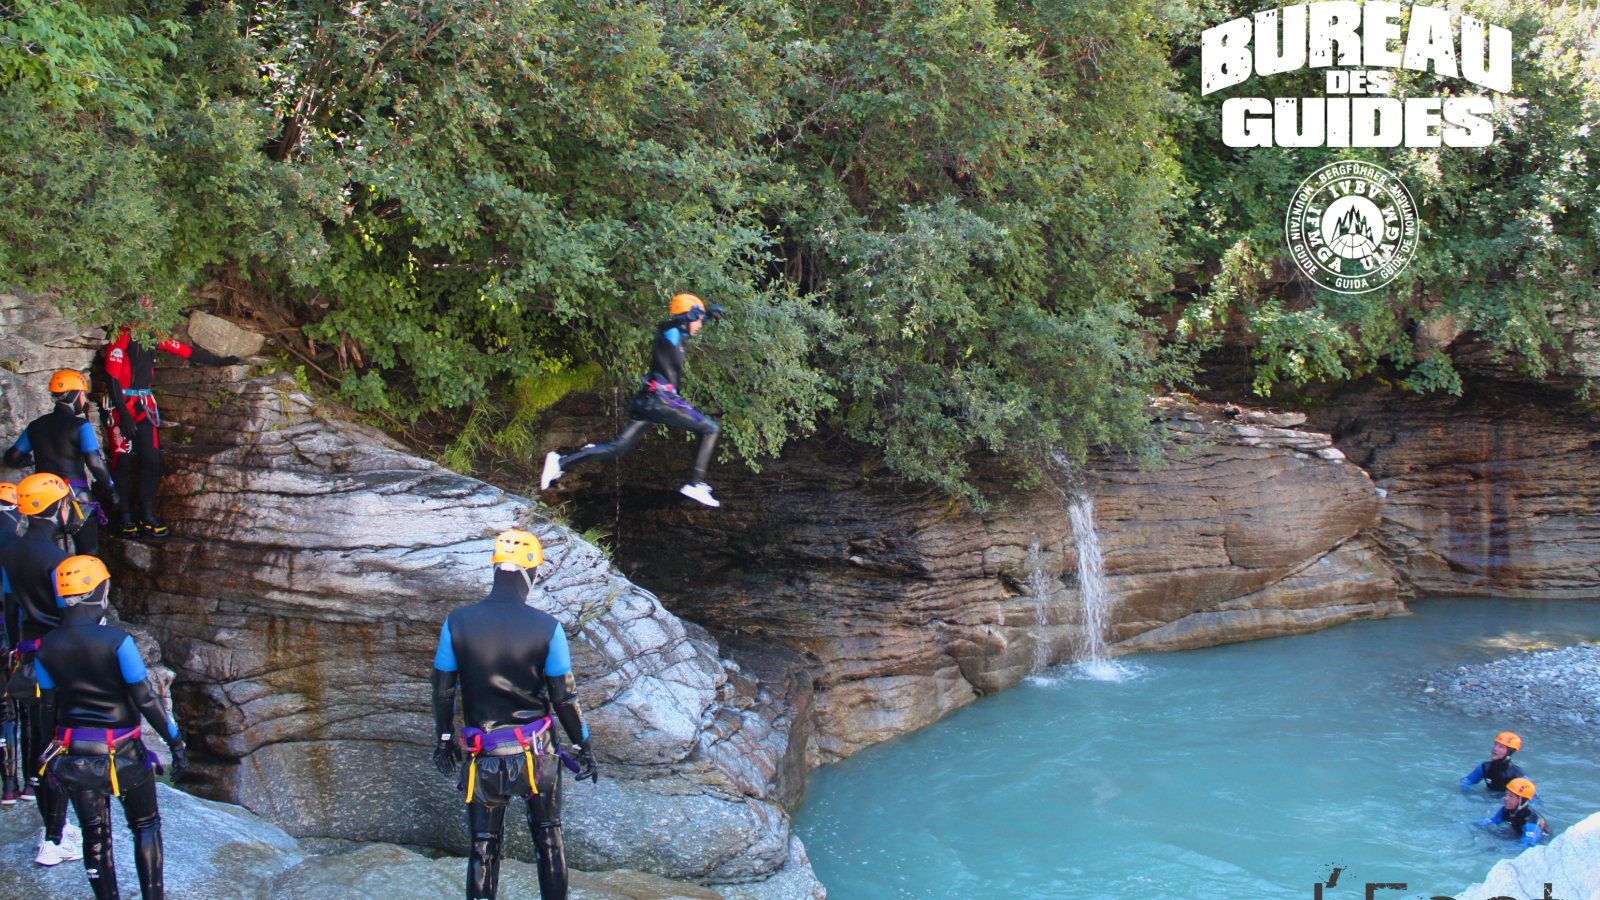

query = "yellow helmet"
[[17, 473, 71, 515], [49, 370, 89, 394], [1506, 778, 1536, 800], [0, 483, 15, 506], [56, 555, 111, 598], [491, 529, 544, 568], [670, 293, 705, 317]]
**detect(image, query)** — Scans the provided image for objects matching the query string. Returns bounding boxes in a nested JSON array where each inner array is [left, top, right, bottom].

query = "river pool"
[[793, 598, 1600, 900]]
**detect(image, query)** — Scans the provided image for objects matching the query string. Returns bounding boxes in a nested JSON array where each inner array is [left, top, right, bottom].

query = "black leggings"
[[464, 752, 564, 900], [559, 392, 718, 484], [112, 407, 161, 523], [19, 689, 68, 834], [69, 764, 162, 900]]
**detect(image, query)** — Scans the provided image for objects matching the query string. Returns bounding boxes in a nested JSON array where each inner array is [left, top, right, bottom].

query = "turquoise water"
[[793, 599, 1600, 900]]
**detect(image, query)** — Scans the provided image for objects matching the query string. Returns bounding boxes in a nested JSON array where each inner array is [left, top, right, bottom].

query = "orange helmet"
[[1495, 732, 1522, 752], [669, 293, 705, 317], [16, 473, 71, 515], [56, 555, 111, 598], [491, 529, 544, 568], [0, 483, 15, 506], [49, 370, 89, 394], [1506, 777, 1536, 800]]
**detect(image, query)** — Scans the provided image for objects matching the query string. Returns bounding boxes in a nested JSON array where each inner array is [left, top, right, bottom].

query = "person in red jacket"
[[101, 309, 241, 538]]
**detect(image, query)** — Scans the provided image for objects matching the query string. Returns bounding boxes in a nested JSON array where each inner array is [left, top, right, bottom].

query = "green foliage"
[[1170, 0, 1600, 397]]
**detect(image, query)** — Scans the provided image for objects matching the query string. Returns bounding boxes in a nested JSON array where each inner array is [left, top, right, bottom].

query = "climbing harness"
[[460, 718, 552, 803]]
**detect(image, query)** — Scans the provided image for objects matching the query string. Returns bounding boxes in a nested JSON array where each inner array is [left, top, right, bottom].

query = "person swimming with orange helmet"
[[1473, 777, 1549, 847], [1460, 731, 1527, 794], [539, 294, 725, 508]]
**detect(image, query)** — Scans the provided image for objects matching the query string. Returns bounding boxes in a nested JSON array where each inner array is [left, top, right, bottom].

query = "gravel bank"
[[1419, 643, 1600, 742]]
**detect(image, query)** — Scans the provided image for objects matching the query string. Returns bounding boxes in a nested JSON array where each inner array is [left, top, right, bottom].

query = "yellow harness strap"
[[106, 730, 120, 798], [465, 755, 478, 803]]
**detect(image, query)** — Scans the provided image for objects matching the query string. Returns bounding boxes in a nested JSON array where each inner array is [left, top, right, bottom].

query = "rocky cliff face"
[[546, 398, 1402, 765], [1305, 380, 1600, 599], [91, 366, 820, 896]]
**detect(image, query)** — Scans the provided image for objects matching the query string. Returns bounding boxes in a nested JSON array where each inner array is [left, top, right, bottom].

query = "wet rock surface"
[[1304, 380, 1600, 599], [1419, 643, 1600, 741], [1456, 810, 1600, 900], [0, 784, 736, 900], [91, 366, 819, 894], [545, 394, 1401, 765], [0, 291, 103, 477]]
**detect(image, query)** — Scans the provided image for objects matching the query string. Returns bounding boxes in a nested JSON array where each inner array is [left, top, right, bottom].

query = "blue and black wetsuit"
[[0, 516, 69, 828], [556, 316, 719, 484], [1461, 756, 1525, 794], [37, 601, 182, 900], [432, 568, 592, 900], [0, 503, 20, 796], [1477, 799, 1548, 847], [4, 402, 116, 555]]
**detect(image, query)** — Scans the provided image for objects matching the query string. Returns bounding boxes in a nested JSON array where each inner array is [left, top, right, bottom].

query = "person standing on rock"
[[430, 528, 599, 900], [1460, 731, 1527, 795], [102, 311, 243, 539], [0, 482, 20, 807], [2, 370, 121, 556], [1473, 777, 1549, 847], [0, 474, 82, 865], [36, 554, 189, 900], [540, 293, 725, 508]]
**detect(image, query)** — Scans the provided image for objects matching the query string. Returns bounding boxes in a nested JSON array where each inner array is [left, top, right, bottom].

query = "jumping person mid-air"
[[102, 320, 242, 538], [540, 293, 724, 507], [36, 554, 189, 899], [3, 371, 120, 556], [430, 529, 598, 900]]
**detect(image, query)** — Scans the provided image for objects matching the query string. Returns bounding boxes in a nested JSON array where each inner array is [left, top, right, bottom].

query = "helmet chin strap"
[[520, 568, 534, 594]]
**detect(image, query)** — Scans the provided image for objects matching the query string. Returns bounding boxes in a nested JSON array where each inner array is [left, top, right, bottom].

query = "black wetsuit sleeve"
[[431, 668, 458, 737], [549, 671, 589, 746], [186, 345, 231, 367], [2, 445, 28, 469], [128, 679, 177, 742], [84, 451, 115, 492]]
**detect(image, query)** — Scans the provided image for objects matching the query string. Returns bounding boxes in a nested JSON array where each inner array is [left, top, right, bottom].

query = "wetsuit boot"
[[466, 804, 506, 900], [531, 820, 568, 900]]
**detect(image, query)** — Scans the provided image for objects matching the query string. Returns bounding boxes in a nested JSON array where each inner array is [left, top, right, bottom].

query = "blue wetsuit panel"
[[35, 661, 54, 690], [434, 620, 458, 671], [78, 423, 100, 453]]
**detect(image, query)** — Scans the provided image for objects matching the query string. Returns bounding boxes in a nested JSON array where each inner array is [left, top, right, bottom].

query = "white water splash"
[[1066, 489, 1138, 682], [1026, 538, 1052, 674]]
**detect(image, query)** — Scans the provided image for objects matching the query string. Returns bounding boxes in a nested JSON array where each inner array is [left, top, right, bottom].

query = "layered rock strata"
[[98, 367, 820, 896], [548, 400, 1402, 765], [1305, 381, 1600, 598]]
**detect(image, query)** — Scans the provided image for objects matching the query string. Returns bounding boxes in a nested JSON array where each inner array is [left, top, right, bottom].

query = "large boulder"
[[97, 365, 821, 896], [545, 396, 1402, 765], [0, 784, 745, 900], [1455, 810, 1600, 900], [1306, 380, 1600, 598]]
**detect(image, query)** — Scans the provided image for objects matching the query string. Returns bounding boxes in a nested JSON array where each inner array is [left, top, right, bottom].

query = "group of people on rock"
[[1461, 730, 1550, 846], [0, 294, 729, 900]]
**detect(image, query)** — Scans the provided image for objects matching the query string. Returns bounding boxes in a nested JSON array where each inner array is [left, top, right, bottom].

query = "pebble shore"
[[1419, 643, 1600, 741]]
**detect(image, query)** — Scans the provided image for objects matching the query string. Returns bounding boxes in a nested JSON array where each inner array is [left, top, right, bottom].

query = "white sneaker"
[[540, 452, 564, 491], [34, 823, 81, 866], [679, 483, 720, 508]]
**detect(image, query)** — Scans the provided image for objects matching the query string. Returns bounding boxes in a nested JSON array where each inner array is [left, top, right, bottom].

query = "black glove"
[[218, 356, 245, 367], [434, 738, 460, 775], [705, 305, 726, 322], [167, 732, 189, 782], [574, 742, 598, 784]]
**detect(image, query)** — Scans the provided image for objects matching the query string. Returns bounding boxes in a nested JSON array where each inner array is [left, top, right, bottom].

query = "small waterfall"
[[1026, 538, 1051, 674], [1069, 494, 1117, 676]]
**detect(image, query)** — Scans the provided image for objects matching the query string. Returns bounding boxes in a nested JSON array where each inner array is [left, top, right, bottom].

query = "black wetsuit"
[[3, 403, 116, 555], [1462, 756, 1525, 793], [432, 569, 591, 900], [0, 506, 20, 792], [37, 602, 180, 900], [0, 516, 70, 828], [557, 317, 719, 484]]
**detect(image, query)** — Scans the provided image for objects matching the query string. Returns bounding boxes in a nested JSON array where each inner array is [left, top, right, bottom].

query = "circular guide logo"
[[1285, 161, 1418, 294]]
